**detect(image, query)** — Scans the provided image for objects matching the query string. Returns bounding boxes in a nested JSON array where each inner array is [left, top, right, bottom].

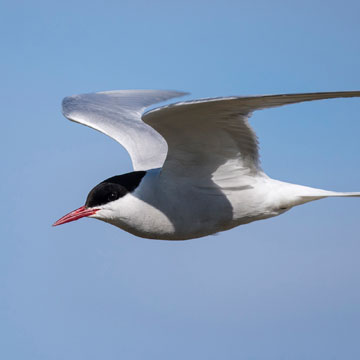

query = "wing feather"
[[62, 90, 187, 170], [143, 91, 360, 184]]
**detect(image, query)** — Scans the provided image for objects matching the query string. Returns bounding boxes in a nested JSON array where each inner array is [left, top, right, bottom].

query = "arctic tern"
[[53, 90, 360, 240]]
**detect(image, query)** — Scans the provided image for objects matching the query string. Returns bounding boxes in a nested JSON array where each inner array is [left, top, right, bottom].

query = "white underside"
[[92, 169, 360, 240]]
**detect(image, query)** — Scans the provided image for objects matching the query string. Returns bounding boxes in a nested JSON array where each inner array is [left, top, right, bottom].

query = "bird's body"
[[92, 169, 357, 240], [54, 90, 360, 240]]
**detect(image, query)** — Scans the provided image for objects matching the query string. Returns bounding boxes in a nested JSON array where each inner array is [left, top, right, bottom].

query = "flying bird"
[[53, 90, 360, 240]]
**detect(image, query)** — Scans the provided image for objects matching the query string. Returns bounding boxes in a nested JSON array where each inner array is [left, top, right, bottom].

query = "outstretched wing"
[[62, 90, 187, 170], [143, 91, 360, 185]]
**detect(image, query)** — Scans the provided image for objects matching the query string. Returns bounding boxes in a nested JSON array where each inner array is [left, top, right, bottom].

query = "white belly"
[[101, 173, 284, 240]]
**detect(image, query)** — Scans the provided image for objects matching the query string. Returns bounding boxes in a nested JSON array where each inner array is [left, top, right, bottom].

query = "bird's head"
[[53, 171, 146, 227]]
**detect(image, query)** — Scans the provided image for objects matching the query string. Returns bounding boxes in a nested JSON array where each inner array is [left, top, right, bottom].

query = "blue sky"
[[1, 0, 360, 359]]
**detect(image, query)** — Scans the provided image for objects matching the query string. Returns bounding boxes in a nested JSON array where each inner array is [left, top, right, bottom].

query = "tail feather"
[[300, 190, 360, 201], [301, 189, 360, 199], [279, 182, 360, 207], [325, 192, 360, 197]]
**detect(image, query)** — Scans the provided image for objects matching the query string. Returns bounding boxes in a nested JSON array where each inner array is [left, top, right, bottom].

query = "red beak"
[[53, 206, 99, 226]]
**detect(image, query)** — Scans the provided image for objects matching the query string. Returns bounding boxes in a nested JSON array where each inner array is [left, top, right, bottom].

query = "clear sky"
[[1, 0, 360, 359]]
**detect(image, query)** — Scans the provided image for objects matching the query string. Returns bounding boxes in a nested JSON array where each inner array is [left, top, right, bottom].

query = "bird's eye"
[[108, 192, 118, 201]]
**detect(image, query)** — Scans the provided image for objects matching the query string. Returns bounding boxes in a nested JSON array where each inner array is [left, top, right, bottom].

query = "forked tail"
[[275, 181, 360, 208], [297, 188, 360, 205]]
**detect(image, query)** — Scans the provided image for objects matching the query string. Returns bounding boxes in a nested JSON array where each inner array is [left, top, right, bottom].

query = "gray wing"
[[143, 91, 360, 185], [62, 90, 187, 170]]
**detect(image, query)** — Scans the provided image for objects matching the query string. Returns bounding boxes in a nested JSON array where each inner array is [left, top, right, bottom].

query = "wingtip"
[[61, 89, 189, 116], [60, 89, 190, 122], [61, 95, 81, 118], [170, 90, 190, 97], [95, 89, 189, 97], [148, 89, 190, 100]]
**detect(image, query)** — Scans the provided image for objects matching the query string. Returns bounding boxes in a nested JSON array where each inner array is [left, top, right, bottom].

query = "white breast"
[[100, 170, 236, 240]]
